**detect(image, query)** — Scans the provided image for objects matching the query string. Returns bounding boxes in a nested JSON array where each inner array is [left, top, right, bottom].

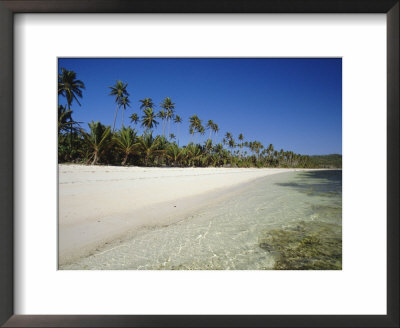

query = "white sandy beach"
[[59, 165, 310, 265]]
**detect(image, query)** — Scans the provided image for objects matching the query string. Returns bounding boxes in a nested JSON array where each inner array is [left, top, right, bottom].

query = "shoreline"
[[58, 165, 321, 266]]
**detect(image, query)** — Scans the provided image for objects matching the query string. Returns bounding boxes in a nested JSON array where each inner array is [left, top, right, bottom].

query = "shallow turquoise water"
[[61, 170, 342, 270]]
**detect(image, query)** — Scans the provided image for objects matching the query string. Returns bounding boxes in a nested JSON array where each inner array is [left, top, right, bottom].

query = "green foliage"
[[141, 107, 159, 131], [139, 98, 154, 110], [81, 121, 112, 165], [113, 126, 138, 165], [310, 154, 342, 168], [136, 133, 165, 166], [58, 68, 86, 159], [58, 105, 75, 135], [166, 143, 185, 166], [130, 113, 139, 125], [58, 68, 342, 168], [58, 68, 85, 107], [109, 80, 129, 131]]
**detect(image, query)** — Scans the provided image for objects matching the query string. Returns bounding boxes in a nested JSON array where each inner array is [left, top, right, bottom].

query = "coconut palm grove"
[[58, 59, 342, 168]]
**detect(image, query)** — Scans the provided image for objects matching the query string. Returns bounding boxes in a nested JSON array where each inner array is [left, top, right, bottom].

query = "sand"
[[58, 165, 308, 266]]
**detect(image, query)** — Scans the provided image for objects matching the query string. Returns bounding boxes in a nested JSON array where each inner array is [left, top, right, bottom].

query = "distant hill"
[[310, 154, 342, 168]]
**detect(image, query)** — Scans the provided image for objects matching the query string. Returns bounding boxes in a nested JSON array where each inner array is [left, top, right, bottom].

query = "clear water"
[[61, 170, 342, 270]]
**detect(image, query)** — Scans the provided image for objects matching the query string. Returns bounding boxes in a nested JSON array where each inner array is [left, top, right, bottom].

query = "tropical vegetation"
[[58, 68, 341, 168]]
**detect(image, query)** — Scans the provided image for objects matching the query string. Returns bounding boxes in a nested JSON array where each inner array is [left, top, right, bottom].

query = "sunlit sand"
[[58, 164, 314, 265]]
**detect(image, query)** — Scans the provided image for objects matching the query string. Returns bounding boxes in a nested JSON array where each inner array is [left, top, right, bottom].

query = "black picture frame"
[[0, 1, 398, 327]]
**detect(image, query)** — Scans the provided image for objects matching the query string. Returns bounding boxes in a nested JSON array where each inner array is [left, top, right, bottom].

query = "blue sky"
[[58, 58, 342, 155]]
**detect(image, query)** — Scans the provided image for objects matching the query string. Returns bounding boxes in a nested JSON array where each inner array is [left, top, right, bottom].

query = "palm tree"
[[130, 113, 139, 126], [141, 107, 159, 132], [155, 135, 169, 165], [189, 115, 203, 144], [225, 132, 232, 141], [189, 115, 200, 143], [58, 105, 75, 135], [58, 106, 82, 161], [273, 150, 278, 166], [161, 97, 175, 110], [238, 133, 244, 143], [166, 143, 184, 166], [113, 126, 138, 165], [228, 138, 236, 152], [206, 120, 214, 140], [266, 143, 274, 165], [157, 109, 167, 136], [166, 108, 175, 136], [81, 121, 111, 165], [58, 68, 85, 108], [109, 80, 129, 132], [197, 124, 205, 144], [204, 139, 213, 156], [185, 143, 202, 167], [161, 97, 175, 136], [189, 127, 195, 144], [279, 149, 284, 166], [136, 133, 164, 166], [174, 114, 182, 145], [214, 143, 224, 154], [139, 98, 154, 110], [58, 68, 85, 150], [212, 123, 219, 143], [238, 133, 244, 157], [288, 151, 294, 166], [119, 96, 131, 128], [169, 133, 176, 141], [252, 141, 264, 160]]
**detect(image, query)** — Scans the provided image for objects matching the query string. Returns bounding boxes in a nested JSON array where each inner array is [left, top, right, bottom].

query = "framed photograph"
[[0, 0, 398, 327], [57, 57, 343, 271]]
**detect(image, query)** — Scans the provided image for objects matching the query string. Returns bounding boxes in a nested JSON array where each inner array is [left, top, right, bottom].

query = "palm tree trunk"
[[69, 126, 73, 157], [112, 104, 119, 132], [122, 153, 128, 166], [67, 103, 73, 158], [92, 152, 99, 165], [121, 109, 125, 129]]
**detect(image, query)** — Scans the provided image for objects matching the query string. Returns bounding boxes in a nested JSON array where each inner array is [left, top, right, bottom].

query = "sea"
[[60, 170, 342, 270]]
